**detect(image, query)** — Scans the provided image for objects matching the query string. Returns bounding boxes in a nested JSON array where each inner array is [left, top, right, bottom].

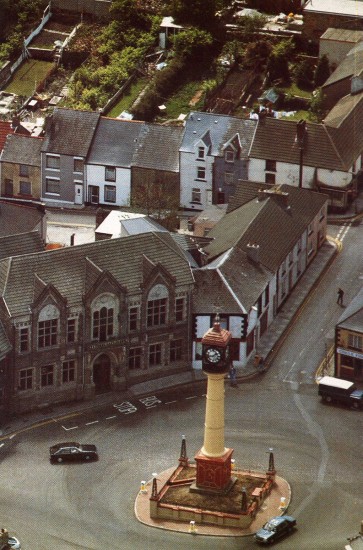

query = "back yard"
[[5, 59, 54, 97]]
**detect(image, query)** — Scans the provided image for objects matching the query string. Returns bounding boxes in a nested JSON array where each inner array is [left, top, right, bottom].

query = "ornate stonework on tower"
[[192, 316, 236, 495]]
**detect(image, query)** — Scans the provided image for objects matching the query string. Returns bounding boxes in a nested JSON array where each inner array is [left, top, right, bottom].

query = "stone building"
[[0, 232, 194, 415]]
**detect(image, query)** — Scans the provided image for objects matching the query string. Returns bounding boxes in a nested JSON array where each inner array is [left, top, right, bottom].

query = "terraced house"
[[0, 232, 194, 415]]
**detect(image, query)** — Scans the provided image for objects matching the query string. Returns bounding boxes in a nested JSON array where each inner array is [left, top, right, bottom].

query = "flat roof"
[[304, 0, 363, 17]]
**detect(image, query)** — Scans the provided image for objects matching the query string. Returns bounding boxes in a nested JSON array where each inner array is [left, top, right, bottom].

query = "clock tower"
[[192, 316, 236, 494]]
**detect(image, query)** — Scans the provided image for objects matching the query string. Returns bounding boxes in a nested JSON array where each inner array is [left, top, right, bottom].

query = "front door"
[[93, 354, 111, 393], [74, 184, 83, 204]]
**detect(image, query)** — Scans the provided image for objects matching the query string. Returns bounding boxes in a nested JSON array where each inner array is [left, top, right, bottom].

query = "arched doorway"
[[93, 354, 111, 393]]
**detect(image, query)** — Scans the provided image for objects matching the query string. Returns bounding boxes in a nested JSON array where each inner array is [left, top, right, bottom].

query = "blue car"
[[255, 515, 297, 544]]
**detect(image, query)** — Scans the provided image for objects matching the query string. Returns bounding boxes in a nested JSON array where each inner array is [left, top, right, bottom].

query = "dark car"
[[254, 515, 296, 544], [49, 442, 98, 463]]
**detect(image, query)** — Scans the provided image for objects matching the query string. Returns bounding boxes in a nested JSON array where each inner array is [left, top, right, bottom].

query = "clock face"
[[205, 347, 222, 363]]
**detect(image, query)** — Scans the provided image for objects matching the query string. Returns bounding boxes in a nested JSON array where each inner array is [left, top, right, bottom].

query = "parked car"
[[318, 376, 363, 409], [255, 515, 296, 544], [49, 442, 98, 463]]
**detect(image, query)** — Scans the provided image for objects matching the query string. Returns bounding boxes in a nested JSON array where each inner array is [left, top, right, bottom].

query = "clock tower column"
[[192, 316, 236, 495]]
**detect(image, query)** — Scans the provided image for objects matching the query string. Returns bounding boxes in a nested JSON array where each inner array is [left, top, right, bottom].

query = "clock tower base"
[[190, 448, 237, 495]]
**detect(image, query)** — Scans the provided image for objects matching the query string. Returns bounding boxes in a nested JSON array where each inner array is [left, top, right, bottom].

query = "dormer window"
[[225, 150, 235, 163], [198, 146, 205, 159]]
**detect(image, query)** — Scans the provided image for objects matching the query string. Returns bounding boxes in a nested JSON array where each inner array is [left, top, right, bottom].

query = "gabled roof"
[[249, 116, 347, 171], [337, 286, 363, 332], [87, 117, 144, 167], [41, 108, 100, 157], [0, 232, 194, 316], [203, 181, 328, 271], [180, 111, 256, 157], [1, 134, 43, 166], [0, 201, 44, 238], [132, 123, 184, 171], [0, 231, 44, 260]]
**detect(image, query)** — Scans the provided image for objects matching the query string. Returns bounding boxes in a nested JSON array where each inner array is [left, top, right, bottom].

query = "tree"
[[309, 88, 328, 122], [293, 58, 314, 89], [131, 179, 180, 231], [236, 14, 267, 43], [172, 28, 213, 60], [171, 0, 217, 31], [314, 54, 330, 87]]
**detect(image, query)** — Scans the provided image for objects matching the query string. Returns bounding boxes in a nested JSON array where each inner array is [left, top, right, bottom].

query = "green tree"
[[309, 88, 328, 122], [172, 28, 213, 60], [293, 58, 314, 89], [236, 14, 267, 42], [171, 0, 217, 31], [314, 54, 330, 87]]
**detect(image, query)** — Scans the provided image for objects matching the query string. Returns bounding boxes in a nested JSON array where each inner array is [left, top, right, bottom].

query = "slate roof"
[[180, 111, 257, 157], [0, 201, 44, 238], [0, 232, 194, 317], [87, 117, 144, 167], [132, 123, 184, 171], [322, 49, 363, 87], [203, 181, 328, 271], [337, 286, 363, 332], [41, 108, 100, 157], [248, 112, 361, 172], [1, 134, 43, 166], [0, 231, 44, 260], [320, 28, 363, 43], [323, 91, 363, 170]]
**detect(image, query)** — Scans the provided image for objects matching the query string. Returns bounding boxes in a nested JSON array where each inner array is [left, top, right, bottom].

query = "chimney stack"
[[247, 243, 260, 263]]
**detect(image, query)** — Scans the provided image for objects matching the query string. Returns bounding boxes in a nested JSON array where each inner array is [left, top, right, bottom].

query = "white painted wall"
[[86, 164, 131, 206], [180, 151, 214, 210]]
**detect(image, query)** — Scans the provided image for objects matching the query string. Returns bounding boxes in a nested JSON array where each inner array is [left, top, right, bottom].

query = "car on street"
[[254, 515, 297, 544], [49, 442, 98, 463]]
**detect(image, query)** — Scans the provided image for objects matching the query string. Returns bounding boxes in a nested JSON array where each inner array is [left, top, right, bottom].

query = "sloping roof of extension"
[[180, 111, 257, 157], [87, 117, 145, 167], [1, 134, 43, 166], [0, 230, 44, 261], [337, 286, 363, 332], [322, 48, 363, 88], [41, 107, 100, 157], [132, 123, 184, 172], [203, 181, 328, 271], [0, 232, 194, 317], [0, 201, 44, 238]]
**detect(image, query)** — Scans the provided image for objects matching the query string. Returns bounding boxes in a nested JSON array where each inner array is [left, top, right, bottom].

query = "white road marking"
[[114, 402, 137, 414], [139, 396, 162, 407], [62, 425, 78, 431], [164, 400, 177, 405], [85, 420, 99, 426], [9, 434, 15, 439], [283, 362, 296, 382], [0, 443, 4, 448], [106, 415, 117, 420]]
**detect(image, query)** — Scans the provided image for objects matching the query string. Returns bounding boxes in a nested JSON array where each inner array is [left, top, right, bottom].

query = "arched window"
[[92, 294, 117, 342], [147, 284, 168, 327]]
